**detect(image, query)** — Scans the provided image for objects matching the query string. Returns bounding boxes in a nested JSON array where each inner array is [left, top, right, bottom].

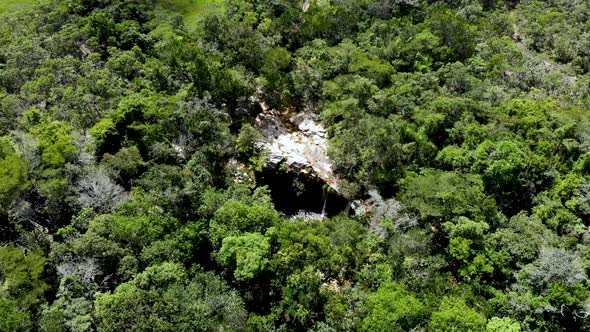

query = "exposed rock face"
[[255, 110, 289, 139], [253, 109, 411, 223], [254, 110, 339, 191], [252, 109, 350, 219]]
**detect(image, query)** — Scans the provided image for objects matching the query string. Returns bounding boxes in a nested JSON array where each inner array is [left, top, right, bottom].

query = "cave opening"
[[256, 167, 351, 218]]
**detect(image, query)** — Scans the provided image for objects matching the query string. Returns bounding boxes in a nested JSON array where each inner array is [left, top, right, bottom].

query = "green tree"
[[27, 116, 78, 222], [430, 296, 487, 332], [208, 199, 280, 246], [485, 212, 557, 279], [426, 6, 476, 61], [269, 215, 377, 282], [398, 169, 499, 224], [486, 317, 521, 332], [362, 282, 427, 331], [445, 216, 494, 280], [261, 47, 292, 107], [274, 266, 326, 331], [94, 262, 247, 332], [217, 232, 270, 281], [0, 137, 28, 212], [533, 172, 590, 236], [0, 296, 32, 332], [0, 246, 48, 310], [329, 115, 406, 192], [38, 275, 94, 332], [508, 247, 589, 330]]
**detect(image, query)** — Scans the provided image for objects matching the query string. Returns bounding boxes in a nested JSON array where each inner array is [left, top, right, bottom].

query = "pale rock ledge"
[[254, 109, 340, 192]]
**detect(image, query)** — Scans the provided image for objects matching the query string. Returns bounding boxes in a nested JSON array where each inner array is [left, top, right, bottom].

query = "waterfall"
[[320, 185, 328, 219], [344, 201, 352, 215]]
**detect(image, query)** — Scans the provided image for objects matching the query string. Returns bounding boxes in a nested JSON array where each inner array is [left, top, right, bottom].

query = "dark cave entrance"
[[256, 166, 351, 218]]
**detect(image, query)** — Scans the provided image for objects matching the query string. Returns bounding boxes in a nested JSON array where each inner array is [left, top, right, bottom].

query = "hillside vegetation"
[[159, 0, 223, 29], [1, 0, 590, 331], [0, 0, 34, 15]]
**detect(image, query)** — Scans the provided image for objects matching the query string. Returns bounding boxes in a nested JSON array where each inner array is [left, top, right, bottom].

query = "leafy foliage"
[[2, 0, 590, 330], [94, 263, 247, 331]]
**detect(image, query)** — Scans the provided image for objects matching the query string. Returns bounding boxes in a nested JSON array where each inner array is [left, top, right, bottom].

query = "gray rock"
[[255, 111, 289, 139], [254, 109, 339, 191]]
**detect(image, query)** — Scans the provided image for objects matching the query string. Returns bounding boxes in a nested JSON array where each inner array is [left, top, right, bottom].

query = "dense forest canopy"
[[1, 0, 590, 331]]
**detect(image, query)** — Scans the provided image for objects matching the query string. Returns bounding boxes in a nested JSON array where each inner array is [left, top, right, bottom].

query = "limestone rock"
[[254, 109, 339, 190]]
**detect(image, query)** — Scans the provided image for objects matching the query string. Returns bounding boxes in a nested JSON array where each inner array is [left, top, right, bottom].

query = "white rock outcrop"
[[254, 110, 339, 191]]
